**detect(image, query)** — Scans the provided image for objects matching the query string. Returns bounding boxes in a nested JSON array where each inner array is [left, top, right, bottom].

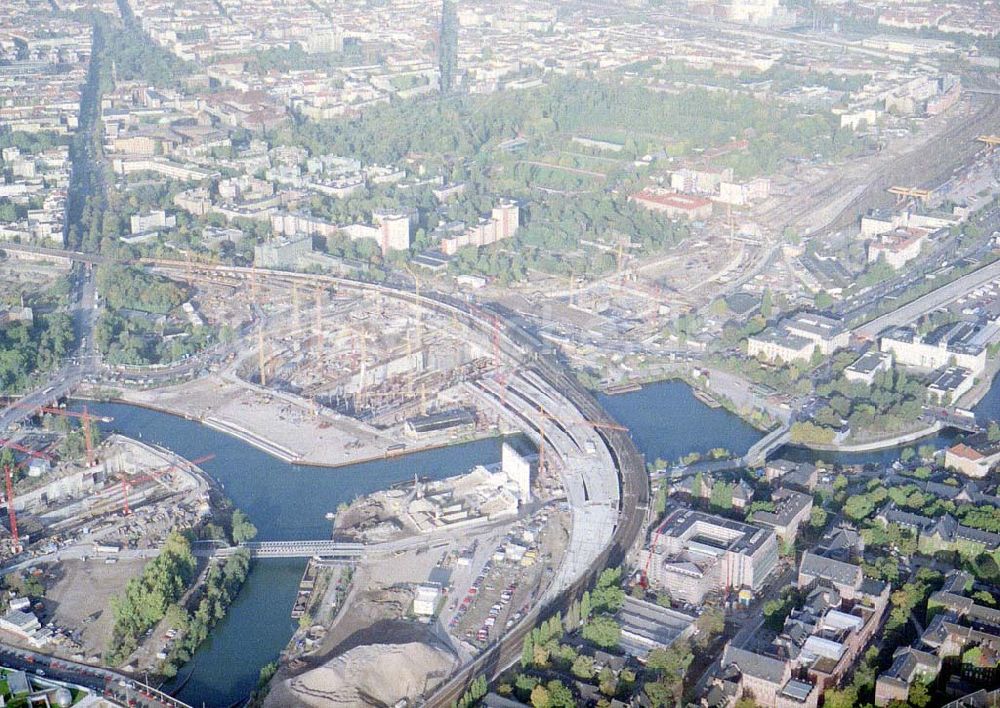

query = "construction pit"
[[267, 497, 571, 707], [117, 269, 521, 467], [1, 432, 211, 563]]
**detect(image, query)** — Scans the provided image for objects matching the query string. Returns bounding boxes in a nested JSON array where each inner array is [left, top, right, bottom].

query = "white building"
[[304, 28, 343, 54], [748, 313, 848, 363], [880, 323, 987, 376], [868, 229, 928, 270], [783, 313, 849, 355], [254, 235, 312, 268], [413, 584, 440, 616], [502, 441, 531, 504], [0, 608, 41, 641], [747, 329, 816, 364], [491, 201, 520, 240], [844, 351, 893, 386], [130, 210, 175, 234], [373, 212, 411, 254]]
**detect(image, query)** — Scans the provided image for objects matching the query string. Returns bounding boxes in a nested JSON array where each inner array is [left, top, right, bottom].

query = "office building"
[[638, 506, 779, 604]]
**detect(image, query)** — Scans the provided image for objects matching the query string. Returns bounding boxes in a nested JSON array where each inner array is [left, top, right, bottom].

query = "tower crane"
[[0, 440, 53, 554], [0, 438, 54, 461], [6, 404, 109, 467], [100, 454, 215, 517]]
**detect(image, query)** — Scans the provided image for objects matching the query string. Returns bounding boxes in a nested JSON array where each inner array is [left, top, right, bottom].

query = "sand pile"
[[265, 641, 458, 707]]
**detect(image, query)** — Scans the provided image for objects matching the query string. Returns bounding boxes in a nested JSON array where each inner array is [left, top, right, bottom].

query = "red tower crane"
[[8, 404, 104, 467], [0, 438, 54, 461], [0, 439, 52, 554], [114, 454, 215, 516], [640, 521, 667, 589]]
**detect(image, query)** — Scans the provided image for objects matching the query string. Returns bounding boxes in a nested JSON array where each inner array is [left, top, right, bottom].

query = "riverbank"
[[606, 362, 997, 456], [72, 400, 510, 707], [601, 369, 778, 434], [81, 375, 502, 469], [805, 363, 1000, 453]]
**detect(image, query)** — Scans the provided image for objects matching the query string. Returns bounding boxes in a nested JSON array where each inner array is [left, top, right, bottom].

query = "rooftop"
[[616, 596, 695, 659], [799, 551, 862, 588], [722, 644, 787, 684], [751, 488, 811, 529], [656, 505, 774, 556], [784, 312, 846, 338], [846, 350, 892, 375], [929, 366, 972, 392]]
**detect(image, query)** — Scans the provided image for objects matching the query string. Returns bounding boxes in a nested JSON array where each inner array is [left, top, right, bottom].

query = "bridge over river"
[[194, 540, 366, 559]]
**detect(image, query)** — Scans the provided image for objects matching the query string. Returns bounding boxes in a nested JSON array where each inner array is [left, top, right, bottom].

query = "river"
[[74, 401, 508, 706], [74, 376, 976, 705]]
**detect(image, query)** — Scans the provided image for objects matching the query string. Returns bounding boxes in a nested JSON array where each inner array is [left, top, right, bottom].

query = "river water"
[[74, 376, 984, 705], [74, 401, 507, 706]]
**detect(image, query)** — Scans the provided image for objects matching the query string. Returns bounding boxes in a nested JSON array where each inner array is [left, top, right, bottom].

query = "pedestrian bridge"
[[193, 540, 366, 559], [742, 423, 792, 466]]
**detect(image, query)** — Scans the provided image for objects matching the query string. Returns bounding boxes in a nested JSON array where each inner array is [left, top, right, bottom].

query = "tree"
[[645, 640, 693, 707], [566, 599, 580, 629], [546, 681, 574, 708], [533, 642, 550, 667], [843, 494, 875, 521], [582, 615, 621, 649], [470, 676, 488, 701], [694, 606, 724, 648], [598, 667, 617, 696], [822, 686, 857, 708], [644, 679, 677, 708], [809, 506, 828, 529], [571, 654, 595, 679], [590, 569, 625, 614], [761, 289, 773, 319], [581, 590, 592, 621], [972, 590, 996, 607], [521, 634, 534, 667], [908, 680, 932, 708], [514, 674, 538, 701], [231, 509, 258, 544], [709, 481, 734, 510], [530, 684, 551, 708]]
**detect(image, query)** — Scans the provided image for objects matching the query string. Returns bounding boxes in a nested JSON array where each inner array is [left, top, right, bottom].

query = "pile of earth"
[[264, 641, 458, 707]]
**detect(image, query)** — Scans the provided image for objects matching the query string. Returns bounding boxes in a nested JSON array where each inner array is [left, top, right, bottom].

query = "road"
[[0, 265, 98, 430], [0, 643, 191, 708], [854, 256, 1000, 339]]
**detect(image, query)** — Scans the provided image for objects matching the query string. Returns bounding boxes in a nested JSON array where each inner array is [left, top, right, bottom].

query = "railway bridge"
[[193, 540, 366, 559]]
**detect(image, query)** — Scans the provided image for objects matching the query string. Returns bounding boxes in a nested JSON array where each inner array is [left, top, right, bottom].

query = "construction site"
[[110, 263, 537, 467], [0, 407, 212, 563], [0, 404, 216, 668]]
